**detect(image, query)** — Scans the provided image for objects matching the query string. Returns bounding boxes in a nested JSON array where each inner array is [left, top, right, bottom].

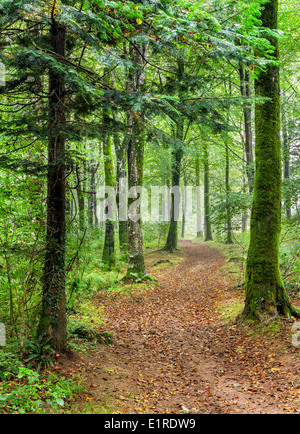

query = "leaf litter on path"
[[72, 241, 300, 414]]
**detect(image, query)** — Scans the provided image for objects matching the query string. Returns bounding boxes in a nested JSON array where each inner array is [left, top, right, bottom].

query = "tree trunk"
[[88, 160, 98, 226], [203, 142, 213, 241], [38, 21, 67, 351], [225, 143, 233, 244], [102, 102, 116, 269], [239, 61, 254, 193], [163, 141, 183, 251], [281, 105, 292, 219], [181, 172, 187, 239], [76, 163, 85, 231], [113, 111, 128, 251], [124, 44, 147, 280], [196, 155, 203, 237], [242, 0, 300, 320], [241, 155, 248, 232], [163, 58, 185, 252]]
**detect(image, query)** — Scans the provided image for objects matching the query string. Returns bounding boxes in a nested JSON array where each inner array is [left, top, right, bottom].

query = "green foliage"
[[280, 222, 300, 293], [0, 364, 77, 414], [24, 334, 55, 372], [0, 350, 23, 382], [0, 0, 299, 412], [211, 190, 252, 234]]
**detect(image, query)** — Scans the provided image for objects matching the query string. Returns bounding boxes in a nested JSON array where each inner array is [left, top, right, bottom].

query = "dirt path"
[[76, 241, 300, 414]]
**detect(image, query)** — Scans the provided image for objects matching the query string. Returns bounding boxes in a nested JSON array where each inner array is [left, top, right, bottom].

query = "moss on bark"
[[124, 44, 148, 281], [203, 142, 213, 242], [102, 131, 116, 269], [102, 73, 116, 270], [242, 0, 300, 321], [38, 21, 67, 351]]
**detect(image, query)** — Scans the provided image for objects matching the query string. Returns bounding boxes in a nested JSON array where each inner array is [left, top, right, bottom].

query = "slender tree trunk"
[[113, 111, 128, 251], [242, 0, 300, 320], [163, 58, 185, 251], [181, 172, 187, 239], [102, 93, 116, 269], [88, 160, 98, 226], [163, 138, 183, 251], [225, 144, 233, 244], [76, 163, 85, 231], [125, 44, 147, 280], [196, 155, 203, 237], [203, 142, 213, 241], [38, 21, 67, 350], [282, 105, 292, 219], [241, 153, 248, 232], [239, 62, 254, 193]]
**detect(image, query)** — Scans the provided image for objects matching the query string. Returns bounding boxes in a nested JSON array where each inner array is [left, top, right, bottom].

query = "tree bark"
[[203, 142, 213, 241], [196, 155, 203, 237], [239, 61, 254, 193], [163, 141, 183, 251], [113, 111, 128, 251], [242, 0, 300, 320], [163, 58, 185, 251], [181, 172, 187, 239], [225, 143, 233, 244], [38, 20, 67, 351], [76, 162, 85, 231], [102, 98, 116, 269], [124, 44, 147, 280], [88, 160, 98, 226], [281, 105, 292, 219]]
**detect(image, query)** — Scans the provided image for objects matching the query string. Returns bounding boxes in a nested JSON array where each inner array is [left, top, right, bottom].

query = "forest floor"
[[61, 240, 300, 414]]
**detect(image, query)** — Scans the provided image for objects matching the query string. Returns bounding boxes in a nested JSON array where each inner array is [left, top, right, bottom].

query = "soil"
[[61, 241, 300, 414]]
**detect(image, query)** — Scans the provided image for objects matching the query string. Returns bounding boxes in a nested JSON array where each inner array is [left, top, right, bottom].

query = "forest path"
[[77, 241, 300, 414]]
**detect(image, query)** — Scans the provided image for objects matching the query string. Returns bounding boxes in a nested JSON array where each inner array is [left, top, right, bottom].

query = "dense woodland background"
[[0, 0, 299, 414]]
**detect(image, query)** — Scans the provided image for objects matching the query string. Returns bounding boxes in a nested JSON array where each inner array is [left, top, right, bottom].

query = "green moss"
[[242, 0, 300, 321], [124, 254, 147, 281]]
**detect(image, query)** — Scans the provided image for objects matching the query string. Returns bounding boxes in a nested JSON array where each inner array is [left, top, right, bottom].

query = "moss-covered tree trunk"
[[242, 0, 300, 320], [101, 70, 116, 269], [126, 129, 146, 279], [38, 20, 67, 351], [163, 143, 183, 251], [163, 58, 185, 252], [102, 115, 116, 269], [124, 44, 147, 280]]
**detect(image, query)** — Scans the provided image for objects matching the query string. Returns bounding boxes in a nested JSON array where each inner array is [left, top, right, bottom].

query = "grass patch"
[[246, 318, 283, 338], [217, 300, 245, 325], [68, 299, 113, 353]]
